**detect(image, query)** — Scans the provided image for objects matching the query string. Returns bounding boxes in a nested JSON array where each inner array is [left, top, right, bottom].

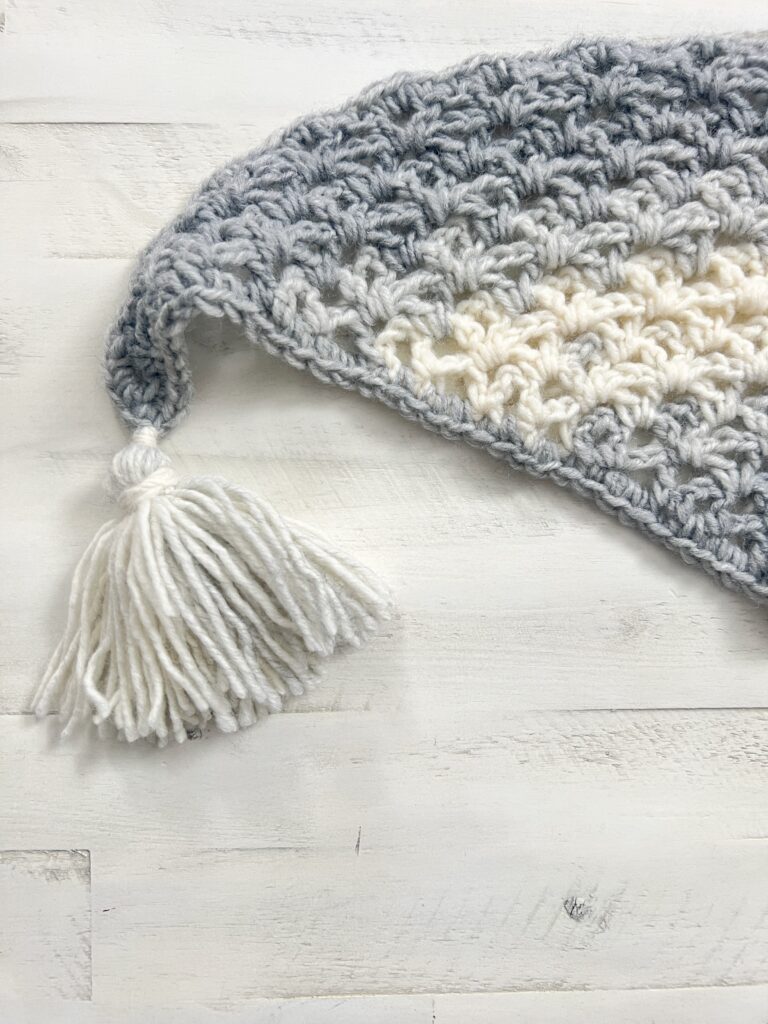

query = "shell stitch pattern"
[[106, 37, 768, 603]]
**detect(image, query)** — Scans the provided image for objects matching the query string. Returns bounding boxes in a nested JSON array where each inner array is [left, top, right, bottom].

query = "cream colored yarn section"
[[374, 244, 768, 450]]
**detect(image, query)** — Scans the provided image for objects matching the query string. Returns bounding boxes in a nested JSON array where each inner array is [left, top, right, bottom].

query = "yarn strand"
[[33, 428, 392, 744]]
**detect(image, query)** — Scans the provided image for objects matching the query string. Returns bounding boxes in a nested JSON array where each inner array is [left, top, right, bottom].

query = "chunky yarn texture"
[[38, 37, 768, 744], [106, 37, 768, 604]]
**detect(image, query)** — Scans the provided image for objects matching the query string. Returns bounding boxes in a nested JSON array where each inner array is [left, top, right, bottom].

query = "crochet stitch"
[[35, 36, 768, 743], [108, 36, 768, 602]]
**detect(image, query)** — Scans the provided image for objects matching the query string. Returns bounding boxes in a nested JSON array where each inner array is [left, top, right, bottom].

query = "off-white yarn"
[[375, 244, 768, 449], [33, 427, 392, 744]]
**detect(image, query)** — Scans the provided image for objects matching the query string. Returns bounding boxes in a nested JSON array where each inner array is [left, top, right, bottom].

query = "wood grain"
[[3, 7, 767, 124], [9, 0, 768, 46], [89, 842, 768, 998], [4, 708, 768, 850], [0, 850, 91, 1000], [2, 0, 768, 1018]]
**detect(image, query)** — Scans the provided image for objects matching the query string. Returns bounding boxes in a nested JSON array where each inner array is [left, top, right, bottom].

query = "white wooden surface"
[[2, 2, 768, 1021]]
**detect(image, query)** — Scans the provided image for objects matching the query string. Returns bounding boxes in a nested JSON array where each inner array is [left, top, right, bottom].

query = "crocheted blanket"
[[108, 37, 768, 603]]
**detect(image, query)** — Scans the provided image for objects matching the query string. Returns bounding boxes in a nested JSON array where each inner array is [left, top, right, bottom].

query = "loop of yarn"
[[111, 426, 179, 508]]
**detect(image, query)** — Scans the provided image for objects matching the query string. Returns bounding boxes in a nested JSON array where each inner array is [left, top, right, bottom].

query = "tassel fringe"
[[33, 427, 392, 744]]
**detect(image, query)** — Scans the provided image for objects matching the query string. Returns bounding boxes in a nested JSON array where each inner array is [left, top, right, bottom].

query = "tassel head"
[[110, 425, 178, 505], [34, 428, 392, 745]]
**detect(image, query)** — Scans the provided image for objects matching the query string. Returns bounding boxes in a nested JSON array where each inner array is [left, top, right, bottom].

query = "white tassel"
[[34, 426, 392, 745]]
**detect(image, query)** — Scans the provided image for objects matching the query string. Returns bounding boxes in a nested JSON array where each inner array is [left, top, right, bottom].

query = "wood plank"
[[0, 34, 449, 124], [6, 986, 768, 1023], [4, 17, 767, 125], [3, 708, 768, 854], [85, 840, 768, 999], [7, 0, 768, 51], [0, 849, 91, 1000]]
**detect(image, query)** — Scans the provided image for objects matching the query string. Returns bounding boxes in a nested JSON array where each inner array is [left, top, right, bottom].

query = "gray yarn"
[[106, 36, 768, 603]]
